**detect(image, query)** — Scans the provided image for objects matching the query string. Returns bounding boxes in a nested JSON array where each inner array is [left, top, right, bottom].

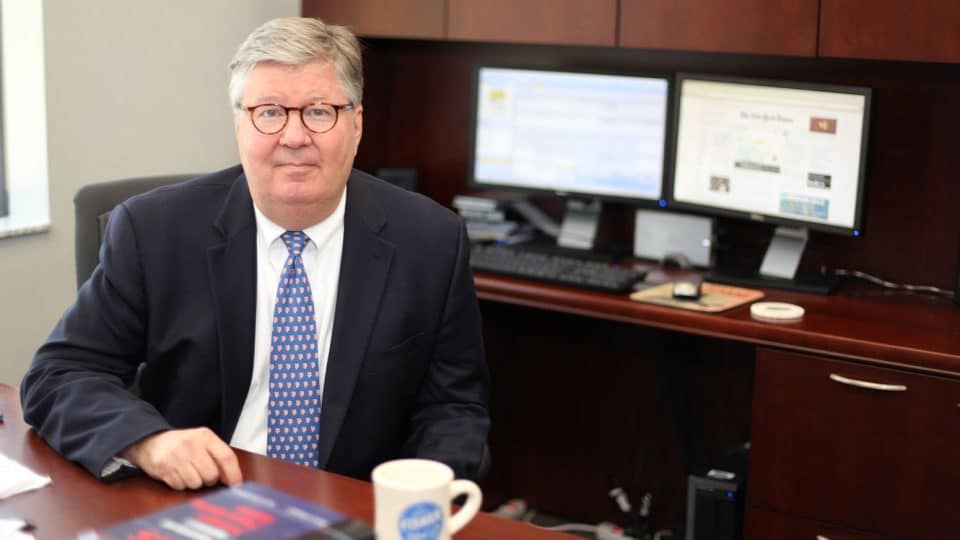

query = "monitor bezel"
[[467, 64, 673, 208], [666, 73, 872, 236]]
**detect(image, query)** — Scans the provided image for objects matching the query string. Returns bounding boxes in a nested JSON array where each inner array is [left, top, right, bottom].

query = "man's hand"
[[121, 428, 243, 490]]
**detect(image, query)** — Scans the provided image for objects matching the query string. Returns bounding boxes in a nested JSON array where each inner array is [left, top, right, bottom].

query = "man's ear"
[[234, 108, 243, 137], [352, 104, 363, 145]]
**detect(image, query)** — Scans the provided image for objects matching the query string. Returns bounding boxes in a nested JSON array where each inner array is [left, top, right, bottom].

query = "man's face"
[[236, 60, 362, 224]]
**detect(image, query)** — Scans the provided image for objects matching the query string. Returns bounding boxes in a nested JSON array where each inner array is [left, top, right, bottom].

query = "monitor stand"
[[557, 198, 602, 251], [706, 226, 841, 294], [510, 198, 626, 262]]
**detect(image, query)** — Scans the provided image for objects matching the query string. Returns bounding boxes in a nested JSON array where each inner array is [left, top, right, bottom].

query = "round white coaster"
[[750, 301, 805, 322]]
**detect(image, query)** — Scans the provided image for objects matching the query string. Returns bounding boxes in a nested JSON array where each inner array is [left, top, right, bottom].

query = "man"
[[20, 17, 490, 490]]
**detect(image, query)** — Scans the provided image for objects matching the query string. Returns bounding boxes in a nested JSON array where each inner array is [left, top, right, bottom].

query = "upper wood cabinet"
[[447, 0, 617, 46], [619, 0, 817, 56], [303, 0, 959, 64], [302, 0, 445, 40], [820, 0, 960, 63]]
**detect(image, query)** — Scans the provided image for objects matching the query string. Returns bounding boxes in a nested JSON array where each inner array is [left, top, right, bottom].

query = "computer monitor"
[[470, 66, 670, 251], [669, 74, 871, 293]]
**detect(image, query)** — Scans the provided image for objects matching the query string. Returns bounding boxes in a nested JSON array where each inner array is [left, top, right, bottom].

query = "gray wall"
[[0, 0, 300, 384]]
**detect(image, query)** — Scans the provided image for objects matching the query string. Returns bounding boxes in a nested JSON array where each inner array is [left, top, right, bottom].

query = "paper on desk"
[[0, 518, 35, 540], [0, 451, 51, 499]]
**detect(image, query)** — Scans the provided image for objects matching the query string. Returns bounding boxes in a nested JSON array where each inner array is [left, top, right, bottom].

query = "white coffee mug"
[[372, 459, 482, 540]]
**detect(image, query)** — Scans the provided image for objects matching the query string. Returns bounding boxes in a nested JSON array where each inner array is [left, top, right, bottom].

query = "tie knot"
[[281, 231, 309, 257]]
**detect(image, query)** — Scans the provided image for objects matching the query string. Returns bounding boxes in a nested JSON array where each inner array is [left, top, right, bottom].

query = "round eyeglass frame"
[[244, 102, 355, 135]]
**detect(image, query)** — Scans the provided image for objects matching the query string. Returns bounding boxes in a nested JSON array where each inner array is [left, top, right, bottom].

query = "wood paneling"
[[619, 0, 817, 56], [303, 0, 445, 40], [820, 0, 960, 63], [749, 349, 960, 539], [448, 0, 617, 46]]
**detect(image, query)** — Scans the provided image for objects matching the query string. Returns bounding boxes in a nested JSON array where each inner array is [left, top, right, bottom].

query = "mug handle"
[[448, 479, 482, 535]]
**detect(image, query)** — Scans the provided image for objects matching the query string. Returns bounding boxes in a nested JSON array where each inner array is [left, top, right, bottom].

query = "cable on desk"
[[534, 522, 598, 533], [825, 267, 955, 298]]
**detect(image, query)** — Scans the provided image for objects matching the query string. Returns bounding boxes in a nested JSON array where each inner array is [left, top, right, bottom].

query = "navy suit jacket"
[[21, 165, 490, 481]]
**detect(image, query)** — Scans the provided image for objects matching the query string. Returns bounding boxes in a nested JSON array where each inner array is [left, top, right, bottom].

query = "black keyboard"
[[470, 244, 646, 293]]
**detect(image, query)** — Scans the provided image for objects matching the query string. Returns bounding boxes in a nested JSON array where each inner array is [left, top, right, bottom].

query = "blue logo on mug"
[[398, 501, 443, 540]]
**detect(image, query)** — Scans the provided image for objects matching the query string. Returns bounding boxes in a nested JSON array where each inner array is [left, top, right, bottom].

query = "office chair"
[[72, 174, 196, 396], [73, 174, 197, 289]]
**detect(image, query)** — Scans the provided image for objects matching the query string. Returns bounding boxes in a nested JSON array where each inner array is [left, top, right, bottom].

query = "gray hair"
[[228, 17, 363, 109]]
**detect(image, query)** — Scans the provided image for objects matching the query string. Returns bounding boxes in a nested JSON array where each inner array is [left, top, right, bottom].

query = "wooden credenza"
[[473, 272, 960, 539], [749, 348, 960, 539]]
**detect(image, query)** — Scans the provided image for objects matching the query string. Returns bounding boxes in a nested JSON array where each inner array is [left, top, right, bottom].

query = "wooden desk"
[[474, 273, 960, 540], [0, 384, 574, 540], [476, 273, 960, 374]]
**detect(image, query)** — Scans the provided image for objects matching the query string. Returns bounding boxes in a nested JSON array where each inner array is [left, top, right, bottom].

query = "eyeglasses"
[[244, 102, 355, 135]]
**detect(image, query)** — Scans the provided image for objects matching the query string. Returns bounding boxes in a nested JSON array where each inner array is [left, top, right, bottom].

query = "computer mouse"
[[672, 277, 703, 300]]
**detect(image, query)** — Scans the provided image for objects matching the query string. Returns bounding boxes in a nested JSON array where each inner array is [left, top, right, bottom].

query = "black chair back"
[[74, 174, 196, 289]]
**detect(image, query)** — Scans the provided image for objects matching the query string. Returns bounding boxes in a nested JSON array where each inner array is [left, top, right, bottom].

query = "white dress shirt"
[[230, 191, 345, 454]]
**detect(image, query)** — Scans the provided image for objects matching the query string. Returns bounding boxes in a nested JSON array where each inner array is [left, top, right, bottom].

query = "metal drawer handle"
[[829, 373, 907, 392], [816, 536, 830, 540]]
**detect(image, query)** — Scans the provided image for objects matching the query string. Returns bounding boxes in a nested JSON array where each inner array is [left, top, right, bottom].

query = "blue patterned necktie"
[[267, 231, 321, 467]]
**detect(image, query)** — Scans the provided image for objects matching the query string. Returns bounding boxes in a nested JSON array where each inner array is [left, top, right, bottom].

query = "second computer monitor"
[[670, 74, 871, 290], [670, 75, 871, 236]]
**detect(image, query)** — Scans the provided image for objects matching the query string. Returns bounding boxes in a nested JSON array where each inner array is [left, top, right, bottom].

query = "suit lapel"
[[318, 174, 394, 469], [206, 173, 257, 441]]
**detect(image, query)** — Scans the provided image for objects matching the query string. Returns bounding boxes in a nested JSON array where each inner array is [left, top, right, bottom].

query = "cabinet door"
[[820, 0, 960, 63], [447, 0, 616, 46], [619, 0, 817, 56], [750, 348, 960, 539], [746, 506, 889, 540], [302, 0, 445, 40]]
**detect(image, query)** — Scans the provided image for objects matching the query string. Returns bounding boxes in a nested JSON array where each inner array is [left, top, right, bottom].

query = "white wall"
[[0, 0, 300, 384]]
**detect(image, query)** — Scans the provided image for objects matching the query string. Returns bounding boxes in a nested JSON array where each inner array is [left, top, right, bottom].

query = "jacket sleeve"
[[20, 203, 171, 478], [401, 220, 491, 480]]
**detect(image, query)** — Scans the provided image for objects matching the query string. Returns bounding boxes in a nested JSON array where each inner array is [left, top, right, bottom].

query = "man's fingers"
[[121, 428, 241, 490], [192, 452, 223, 487], [208, 443, 243, 486], [179, 460, 205, 490], [164, 469, 187, 491]]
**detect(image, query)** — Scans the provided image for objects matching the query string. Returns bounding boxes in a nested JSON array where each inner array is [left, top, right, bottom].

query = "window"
[[0, 0, 50, 238], [0, 8, 7, 219]]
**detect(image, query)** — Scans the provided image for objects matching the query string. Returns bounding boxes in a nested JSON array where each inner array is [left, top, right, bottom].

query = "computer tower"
[[685, 444, 749, 540]]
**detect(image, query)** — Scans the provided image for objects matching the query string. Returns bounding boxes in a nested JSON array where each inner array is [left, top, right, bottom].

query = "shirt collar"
[[252, 189, 347, 253]]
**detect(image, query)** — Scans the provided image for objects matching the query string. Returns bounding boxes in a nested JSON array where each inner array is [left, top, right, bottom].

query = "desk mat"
[[630, 282, 764, 313]]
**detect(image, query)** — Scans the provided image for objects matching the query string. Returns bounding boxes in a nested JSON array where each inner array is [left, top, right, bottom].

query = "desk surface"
[[475, 273, 960, 376], [0, 384, 572, 540]]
